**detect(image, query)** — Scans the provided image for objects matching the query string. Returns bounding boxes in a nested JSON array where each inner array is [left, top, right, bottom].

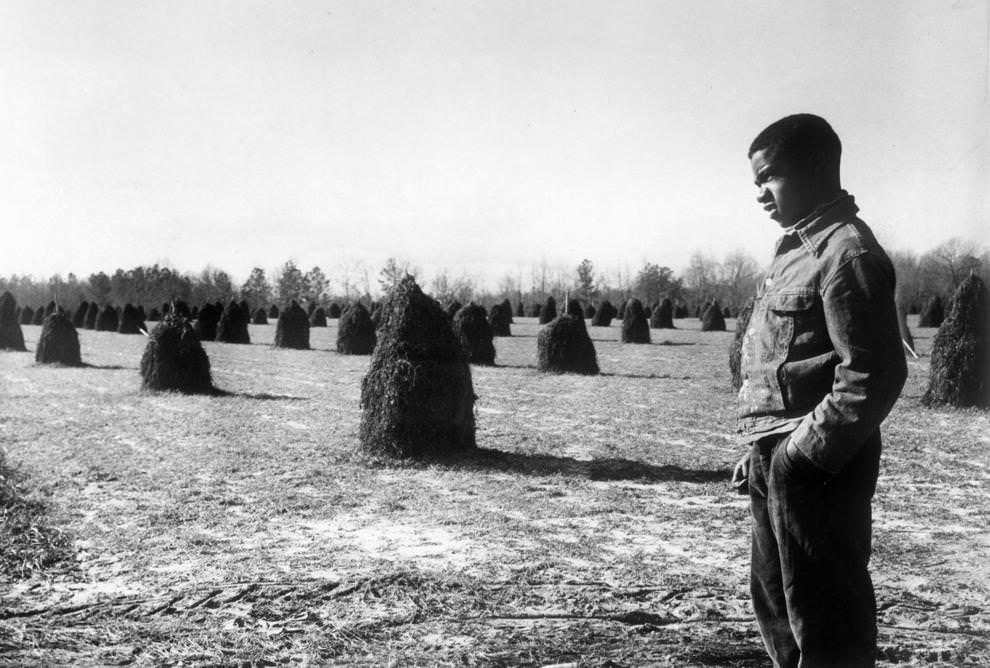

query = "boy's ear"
[[806, 150, 826, 174], [805, 150, 841, 185]]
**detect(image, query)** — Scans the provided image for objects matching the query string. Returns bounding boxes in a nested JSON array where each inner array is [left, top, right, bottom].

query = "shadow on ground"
[[26, 362, 132, 370], [485, 366, 686, 380], [212, 389, 308, 401], [451, 448, 732, 483], [598, 372, 688, 380]]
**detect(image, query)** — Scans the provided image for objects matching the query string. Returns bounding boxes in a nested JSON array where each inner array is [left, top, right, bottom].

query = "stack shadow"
[[433, 447, 733, 483]]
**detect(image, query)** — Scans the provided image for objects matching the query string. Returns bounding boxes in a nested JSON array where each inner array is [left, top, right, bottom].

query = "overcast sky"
[[2, 0, 988, 290]]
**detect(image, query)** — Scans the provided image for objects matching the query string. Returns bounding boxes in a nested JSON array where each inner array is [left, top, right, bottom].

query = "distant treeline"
[[889, 239, 989, 313], [2, 237, 986, 317]]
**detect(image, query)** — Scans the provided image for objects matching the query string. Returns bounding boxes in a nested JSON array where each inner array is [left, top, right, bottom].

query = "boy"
[[732, 114, 907, 667]]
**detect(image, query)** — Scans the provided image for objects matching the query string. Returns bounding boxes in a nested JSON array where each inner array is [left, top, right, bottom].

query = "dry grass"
[[0, 317, 987, 666], [0, 455, 75, 581]]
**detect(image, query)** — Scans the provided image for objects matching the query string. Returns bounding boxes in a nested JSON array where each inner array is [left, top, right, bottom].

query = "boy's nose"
[[756, 187, 772, 204]]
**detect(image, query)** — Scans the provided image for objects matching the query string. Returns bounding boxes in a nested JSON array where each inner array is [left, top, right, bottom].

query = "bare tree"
[[922, 238, 984, 295], [430, 269, 453, 303], [335, 258, 367, 301], [719, 250, 762, 311], [530, 258, 550, 303], [683, 252, 718, 307], [890, 250, 923, 310], [496, 272, 519, 303], [549, 266, 568, 300]]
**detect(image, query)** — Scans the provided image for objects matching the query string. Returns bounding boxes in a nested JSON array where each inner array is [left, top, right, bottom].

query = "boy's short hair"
[[749, 114, 841, 178]]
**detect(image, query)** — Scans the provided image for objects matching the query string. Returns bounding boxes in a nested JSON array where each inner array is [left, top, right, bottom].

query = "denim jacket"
[[737, 192, 907, 473]]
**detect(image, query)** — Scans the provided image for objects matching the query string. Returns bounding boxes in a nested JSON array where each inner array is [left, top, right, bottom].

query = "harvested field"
[[0, 317, 987, 666]]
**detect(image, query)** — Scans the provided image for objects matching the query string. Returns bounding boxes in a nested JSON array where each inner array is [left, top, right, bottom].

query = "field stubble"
[[0, 317, 987, 666]]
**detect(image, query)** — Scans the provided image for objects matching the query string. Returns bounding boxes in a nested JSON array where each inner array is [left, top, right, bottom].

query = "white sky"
[[2, 0, 988, 290]]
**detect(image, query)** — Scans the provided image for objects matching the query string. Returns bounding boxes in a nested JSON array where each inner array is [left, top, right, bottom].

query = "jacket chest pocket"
[[760, 290, 818, 363]]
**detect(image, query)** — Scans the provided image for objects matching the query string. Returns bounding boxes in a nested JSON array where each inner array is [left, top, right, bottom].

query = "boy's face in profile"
[[750, 149, 823, 228]]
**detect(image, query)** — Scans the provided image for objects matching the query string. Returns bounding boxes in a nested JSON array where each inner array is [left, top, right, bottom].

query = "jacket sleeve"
[[788, 251, 908, 473]]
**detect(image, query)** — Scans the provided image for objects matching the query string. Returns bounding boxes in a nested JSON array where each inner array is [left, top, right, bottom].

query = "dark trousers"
[[749, 431, 882, 668]]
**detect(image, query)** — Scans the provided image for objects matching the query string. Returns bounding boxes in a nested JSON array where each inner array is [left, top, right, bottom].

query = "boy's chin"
[[770, 211, 796, 228]]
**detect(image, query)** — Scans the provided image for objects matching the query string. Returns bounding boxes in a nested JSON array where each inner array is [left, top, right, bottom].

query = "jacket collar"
[[778, 191, 859, 258]]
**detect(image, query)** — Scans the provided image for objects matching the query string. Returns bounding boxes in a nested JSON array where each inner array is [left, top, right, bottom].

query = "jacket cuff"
[[788, 418, 839, 474]]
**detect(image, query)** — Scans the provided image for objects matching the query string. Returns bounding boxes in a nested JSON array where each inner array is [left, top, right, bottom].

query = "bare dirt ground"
[[1, 316, 987, 666]]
